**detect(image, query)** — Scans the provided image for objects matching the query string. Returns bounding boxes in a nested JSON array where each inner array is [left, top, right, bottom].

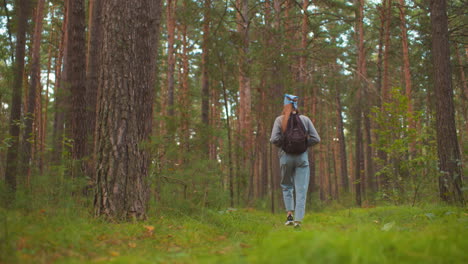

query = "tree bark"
[[236, 0, 252, 150], [335, 81, 348, 192], [5, 0, 30, 196], [354, 0, 367, 206], [430, 0, 464, 205], [94, 0, 162, 220], [201, 0, 210, 126], [398, 0, 414, 129], [166, 0, 177, 117], [454, 45, 468, 143], [180, 19, 190, 157], [20, 0, 45, 178], [66, 0, 87, 169], [85, 0, 103, 178], [382, 0, 392, 102], [52, 0, 68, 164]]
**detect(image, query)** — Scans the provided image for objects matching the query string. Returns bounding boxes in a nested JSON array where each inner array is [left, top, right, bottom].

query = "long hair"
[[281, 104, 298, 133]]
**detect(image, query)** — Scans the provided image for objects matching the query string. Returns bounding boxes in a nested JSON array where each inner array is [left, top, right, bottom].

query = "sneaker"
[[284, 214, 294, 226], [294, 221, 301, 229]]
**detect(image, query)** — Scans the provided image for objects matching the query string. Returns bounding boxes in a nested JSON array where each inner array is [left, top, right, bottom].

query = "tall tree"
[[166, 0, 177, 117], [236, 0, 252, 149], [66, 0, 87, 169], [201, 0, 210, 127], [52, 0, 68, 164], [94, 0, 162, 220], [85, 0, 103, 166], [21, 0, 46, 178], [4, 0, 30, 196], [354, 0, 368, 206], [335, 83, 349, 192], [430, 0, 464, 205], [382, 0, 392, 102]]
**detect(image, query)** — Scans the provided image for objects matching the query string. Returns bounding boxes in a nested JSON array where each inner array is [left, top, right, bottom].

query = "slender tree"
[[52, 0, 68, 164], [382, 0, 392, 102], [335, 83, 349, 192], [430, 0, 464, 205], [4, 0, 30, 196], [94, 0, 162, 220], [21, 0, 46, 178], [166, 0, 177, 117], [236, 0, 252, 150], [398, 0, 413, 127], [201, 0, 210, 126], [354, 0, 368, 206]]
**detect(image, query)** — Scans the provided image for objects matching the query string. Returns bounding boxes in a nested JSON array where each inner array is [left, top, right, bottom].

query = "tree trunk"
[[85, 0, 103, 178], [355, 113, 363, 207], [335, 83, 348, 192], [201, 0, 210, 127], [430, 0, 465, 205], [94, 0, 162, 220], [180, 20, 190, 157], [66, 0, 87, 171], [166, 0, 177, 117], [382, 0, 392, 102], [20, 0, 45, 179], [237, 0, 252, 150], [354, 0, 367, 206], [454, 45, 468, 144], [5, 0, 30, 195], [398, 0, 413, 130], [52, 0, 68, 164], [40, 10, 56, 173]]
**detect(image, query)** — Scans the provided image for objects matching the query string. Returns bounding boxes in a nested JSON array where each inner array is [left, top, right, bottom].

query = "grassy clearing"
[[1, 204, 467, 263]]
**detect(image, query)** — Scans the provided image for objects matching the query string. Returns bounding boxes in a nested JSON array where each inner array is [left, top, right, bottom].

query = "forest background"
[[0, 0, 467, 261]]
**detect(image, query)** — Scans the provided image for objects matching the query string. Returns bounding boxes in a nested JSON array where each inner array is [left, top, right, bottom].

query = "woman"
[[270, 94, 320, 228]]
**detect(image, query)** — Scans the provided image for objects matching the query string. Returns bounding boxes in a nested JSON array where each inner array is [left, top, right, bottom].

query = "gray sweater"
[[270, 114, 320, 149]]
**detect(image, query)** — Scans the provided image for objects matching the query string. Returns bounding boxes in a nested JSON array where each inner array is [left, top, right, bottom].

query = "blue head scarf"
[[284, 94, 298, 109]]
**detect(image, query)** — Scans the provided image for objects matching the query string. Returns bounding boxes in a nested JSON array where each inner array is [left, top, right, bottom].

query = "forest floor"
[[1, 204, 467, 264]]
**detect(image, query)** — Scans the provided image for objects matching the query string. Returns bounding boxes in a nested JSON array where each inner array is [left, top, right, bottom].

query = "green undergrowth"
[[1, 204, 467, 263]]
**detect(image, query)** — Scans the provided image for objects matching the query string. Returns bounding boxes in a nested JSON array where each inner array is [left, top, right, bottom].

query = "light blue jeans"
[[280, 151, 310, 222]]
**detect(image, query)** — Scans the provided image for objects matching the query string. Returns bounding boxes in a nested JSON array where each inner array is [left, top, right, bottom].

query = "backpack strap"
[[295, 114, 307, 133]]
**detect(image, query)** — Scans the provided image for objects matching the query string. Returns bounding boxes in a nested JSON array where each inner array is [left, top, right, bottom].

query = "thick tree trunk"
[[94, 0, 162, 220], [430, 0, 464, 205], [20, 0, 45, 178], [85, 0, 103, 178], [5, 0, 30, 195], [66, 0, 87, 169]]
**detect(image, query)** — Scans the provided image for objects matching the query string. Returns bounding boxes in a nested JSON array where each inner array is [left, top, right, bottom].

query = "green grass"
[[1, 204, 467, 263]]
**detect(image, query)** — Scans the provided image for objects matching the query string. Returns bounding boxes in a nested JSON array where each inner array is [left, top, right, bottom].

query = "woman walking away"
[[270, 94, 320, 228]]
